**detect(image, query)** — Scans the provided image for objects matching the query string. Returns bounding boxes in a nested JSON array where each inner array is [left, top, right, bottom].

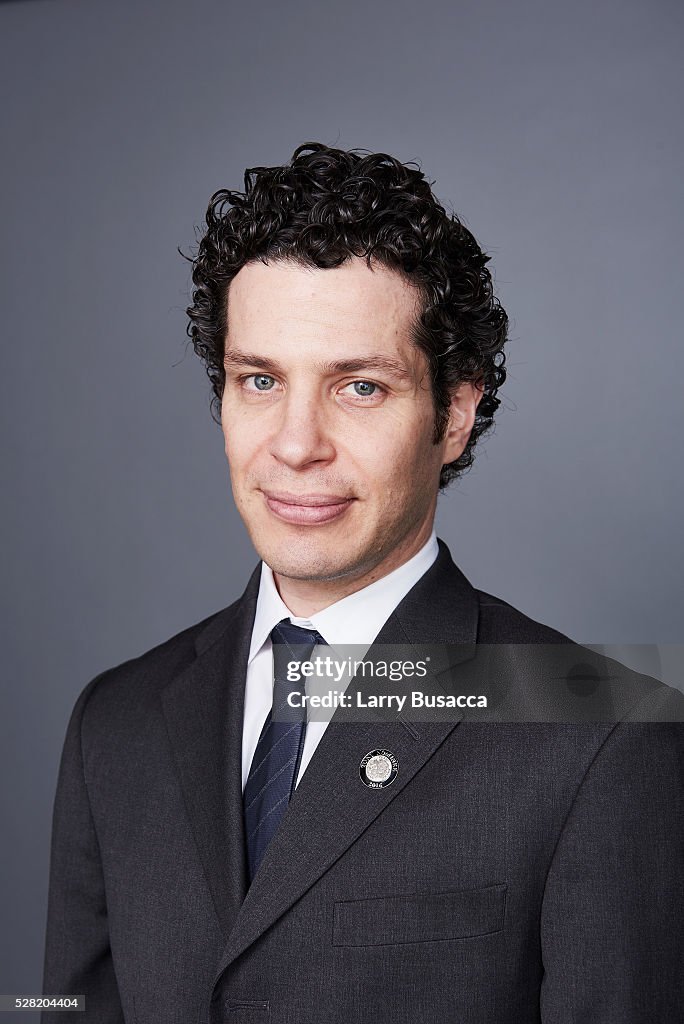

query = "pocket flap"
[[333, 883, 507, 946]]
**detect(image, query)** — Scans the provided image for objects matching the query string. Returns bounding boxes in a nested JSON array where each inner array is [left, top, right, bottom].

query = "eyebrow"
[[223, 350, 414, 382]]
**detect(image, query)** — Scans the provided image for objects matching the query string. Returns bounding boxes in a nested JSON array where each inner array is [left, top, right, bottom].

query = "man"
[[42, 143, 683, 1023]]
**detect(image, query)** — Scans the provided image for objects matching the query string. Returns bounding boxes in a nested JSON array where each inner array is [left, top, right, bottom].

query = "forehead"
[[225, 257, 421, 356]]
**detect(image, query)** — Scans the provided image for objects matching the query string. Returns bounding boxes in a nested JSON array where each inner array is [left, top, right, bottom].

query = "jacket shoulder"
[[473, 588, 683, 719], [69, 601, 239, 727], [475, 588, 573, 644]]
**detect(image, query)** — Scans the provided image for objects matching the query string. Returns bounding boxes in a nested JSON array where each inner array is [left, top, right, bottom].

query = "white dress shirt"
[[241, 531, 439, 791]]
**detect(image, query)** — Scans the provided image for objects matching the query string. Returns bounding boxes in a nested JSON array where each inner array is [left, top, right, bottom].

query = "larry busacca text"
[[286, 688, 488, 711]]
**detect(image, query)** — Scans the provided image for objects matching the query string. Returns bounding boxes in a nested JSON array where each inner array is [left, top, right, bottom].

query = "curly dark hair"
[[183, 141, 507, 489]]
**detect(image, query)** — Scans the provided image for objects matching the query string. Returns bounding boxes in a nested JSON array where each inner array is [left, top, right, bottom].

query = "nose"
[[268, 388, 336, 470]]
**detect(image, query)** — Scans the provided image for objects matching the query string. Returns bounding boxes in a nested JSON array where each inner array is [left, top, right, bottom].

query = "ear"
[[440, 379, 484, 466]]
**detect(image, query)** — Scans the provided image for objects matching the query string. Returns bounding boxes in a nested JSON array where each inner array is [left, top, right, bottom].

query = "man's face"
[[221, 257, 474, 587]]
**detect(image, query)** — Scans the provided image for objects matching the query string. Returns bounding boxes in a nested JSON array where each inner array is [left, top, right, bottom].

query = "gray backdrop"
[[1, 0, 682, 1012]]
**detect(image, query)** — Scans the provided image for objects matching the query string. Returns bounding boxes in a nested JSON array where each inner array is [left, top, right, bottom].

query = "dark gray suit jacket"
[[42, 539, 684, 1023]]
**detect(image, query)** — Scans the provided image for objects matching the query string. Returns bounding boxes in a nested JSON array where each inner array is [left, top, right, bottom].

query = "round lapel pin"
[[359, 749, 398, 789]]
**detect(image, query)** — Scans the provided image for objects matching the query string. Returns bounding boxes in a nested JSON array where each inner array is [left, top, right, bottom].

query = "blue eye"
[[351, 381, 376, 396], [253, 375, 275, 391]]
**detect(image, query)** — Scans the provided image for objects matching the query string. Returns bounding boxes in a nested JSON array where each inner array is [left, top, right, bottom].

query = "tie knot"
[[270, 619, 326, 652], [269, 619, 326, 722]]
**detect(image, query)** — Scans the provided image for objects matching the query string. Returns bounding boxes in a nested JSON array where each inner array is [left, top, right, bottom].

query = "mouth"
[[261, 490, 355, 525]]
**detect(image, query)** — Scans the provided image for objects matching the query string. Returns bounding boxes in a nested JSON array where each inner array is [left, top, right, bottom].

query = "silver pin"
[[359, 749, 398, 789]]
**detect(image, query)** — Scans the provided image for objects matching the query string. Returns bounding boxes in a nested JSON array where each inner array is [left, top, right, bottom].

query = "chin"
[[255, 534, 368, 582], [266, 552, 360, 583]]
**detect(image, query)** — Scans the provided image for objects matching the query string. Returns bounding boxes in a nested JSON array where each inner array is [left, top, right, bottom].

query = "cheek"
[[372, 408, 433, 459], [348, 427, 432, 497], [222, 410, 260, 469], [223, 437, 257, 499]]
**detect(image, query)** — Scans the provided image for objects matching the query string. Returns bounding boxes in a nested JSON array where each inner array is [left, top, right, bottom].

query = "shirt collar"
[[248, 530, 439, 663]]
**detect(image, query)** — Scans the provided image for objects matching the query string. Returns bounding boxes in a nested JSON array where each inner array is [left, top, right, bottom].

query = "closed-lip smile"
[[261, 490, 355, 525]]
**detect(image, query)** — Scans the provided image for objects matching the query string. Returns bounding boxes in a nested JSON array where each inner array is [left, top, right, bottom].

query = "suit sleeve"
[[540, 719, 684, 1023], [41, 673, 125, 1024]]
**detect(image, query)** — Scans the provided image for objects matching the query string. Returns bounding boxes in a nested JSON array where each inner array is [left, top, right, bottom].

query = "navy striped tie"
[[243, 619, 326, 883]]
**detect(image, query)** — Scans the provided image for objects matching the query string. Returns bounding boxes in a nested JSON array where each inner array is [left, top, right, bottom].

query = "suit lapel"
[[160, 562, 261, 941], [210, 538, 480, 981]]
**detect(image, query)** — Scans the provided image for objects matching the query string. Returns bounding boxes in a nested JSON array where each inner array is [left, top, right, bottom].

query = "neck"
[[272, 522, 435, 618]]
